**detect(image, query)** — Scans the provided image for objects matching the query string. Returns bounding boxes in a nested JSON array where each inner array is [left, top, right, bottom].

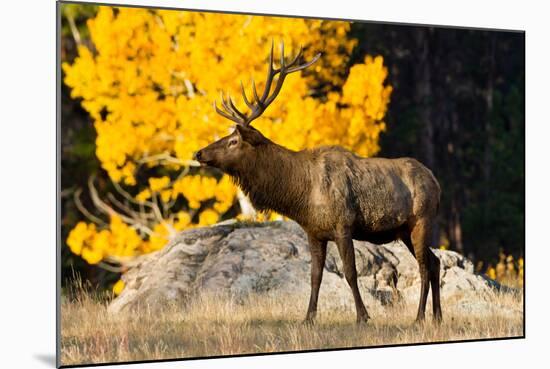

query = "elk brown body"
[[195, 42, 442, 324]]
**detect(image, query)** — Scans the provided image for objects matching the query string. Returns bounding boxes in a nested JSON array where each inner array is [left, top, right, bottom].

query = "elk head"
[[194, 42, 320, 173]]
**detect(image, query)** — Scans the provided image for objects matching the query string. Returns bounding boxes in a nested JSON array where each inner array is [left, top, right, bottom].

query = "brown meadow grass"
[[60, 282, 523, 366]]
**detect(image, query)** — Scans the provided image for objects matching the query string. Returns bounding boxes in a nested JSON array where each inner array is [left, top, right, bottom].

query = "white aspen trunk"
[[237, 189, 257, 218]]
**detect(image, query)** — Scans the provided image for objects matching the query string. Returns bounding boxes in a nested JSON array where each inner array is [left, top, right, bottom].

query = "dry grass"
[[60, 284, 523, 366]]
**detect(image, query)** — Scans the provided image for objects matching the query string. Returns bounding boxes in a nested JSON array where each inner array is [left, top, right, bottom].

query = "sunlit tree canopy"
[[63, 6, 392, 268]]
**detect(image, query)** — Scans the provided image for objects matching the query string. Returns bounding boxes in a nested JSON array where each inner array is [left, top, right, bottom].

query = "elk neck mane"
[[228, 141, 313, 222]]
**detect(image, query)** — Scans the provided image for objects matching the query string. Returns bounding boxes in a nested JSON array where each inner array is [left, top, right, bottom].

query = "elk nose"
[[194, 150, 202, 161]]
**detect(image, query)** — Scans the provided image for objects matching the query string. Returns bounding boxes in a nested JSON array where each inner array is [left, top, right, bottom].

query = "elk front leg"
[[335, 233, 369, 324], [305, 235, 327, 324]]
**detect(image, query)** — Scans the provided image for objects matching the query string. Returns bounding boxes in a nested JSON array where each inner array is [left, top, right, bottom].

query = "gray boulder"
[[108, 221, 507, 315]]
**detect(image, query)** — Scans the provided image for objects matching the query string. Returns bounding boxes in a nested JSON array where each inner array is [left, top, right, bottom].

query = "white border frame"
[[1, 1, 548, 368]]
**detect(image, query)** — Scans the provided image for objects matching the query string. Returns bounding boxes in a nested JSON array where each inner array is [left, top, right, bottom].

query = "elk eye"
[[228, 139, 238, 147]]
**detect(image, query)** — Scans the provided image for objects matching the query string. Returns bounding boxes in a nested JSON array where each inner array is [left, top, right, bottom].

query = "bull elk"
[[195, 42, 442, 324]]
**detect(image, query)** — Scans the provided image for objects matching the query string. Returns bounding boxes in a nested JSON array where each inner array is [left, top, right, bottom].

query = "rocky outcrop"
[[109, 221, 507, 315]]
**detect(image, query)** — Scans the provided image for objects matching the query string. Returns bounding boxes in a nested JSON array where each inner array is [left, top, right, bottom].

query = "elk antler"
[[214, 41, 321, 126]]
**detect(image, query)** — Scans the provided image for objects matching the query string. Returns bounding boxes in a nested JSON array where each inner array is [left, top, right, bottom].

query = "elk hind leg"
[[428, 248, 442, 323], [407, 220, 433, 323]]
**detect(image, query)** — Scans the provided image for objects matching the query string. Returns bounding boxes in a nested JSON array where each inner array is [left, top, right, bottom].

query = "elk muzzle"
[[193, 148, 217, 167]]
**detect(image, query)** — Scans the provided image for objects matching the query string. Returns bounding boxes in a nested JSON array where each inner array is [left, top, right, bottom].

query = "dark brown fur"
[[196, 124, 442, 324]]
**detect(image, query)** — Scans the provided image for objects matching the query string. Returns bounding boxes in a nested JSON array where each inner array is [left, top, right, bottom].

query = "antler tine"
[[227, 95, 247, 120], [279, 40, 285, 69], [251, 78, 261, 105], [216, 91, 248, 124], [219, 91, 235, 116], [213, 101, 243, 124], [240, 81, 255, 109], [269, 40, 275, 69], [213, 40, 320, 127], [261, 42, 291, 107], [286, 52, 321, 74], [219, 91, 244, 120], [263, 45, 321, 106], [259, 41, 277, 103], [264, 73, 287, 107], [286, 45, 304, 68]]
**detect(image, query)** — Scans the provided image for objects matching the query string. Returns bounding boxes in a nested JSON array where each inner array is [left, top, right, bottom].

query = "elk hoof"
[[414, 316, 426, 325]]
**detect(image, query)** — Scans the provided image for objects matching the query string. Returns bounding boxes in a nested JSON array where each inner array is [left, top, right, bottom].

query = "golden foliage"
[[112, 279, 125, 296], [63, 6, 392, 265], [67, 215, 142, 264], [485, 252, 524, 288]]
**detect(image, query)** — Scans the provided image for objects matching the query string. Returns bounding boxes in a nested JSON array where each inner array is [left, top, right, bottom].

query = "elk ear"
[[235, 125, 265, 146]]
